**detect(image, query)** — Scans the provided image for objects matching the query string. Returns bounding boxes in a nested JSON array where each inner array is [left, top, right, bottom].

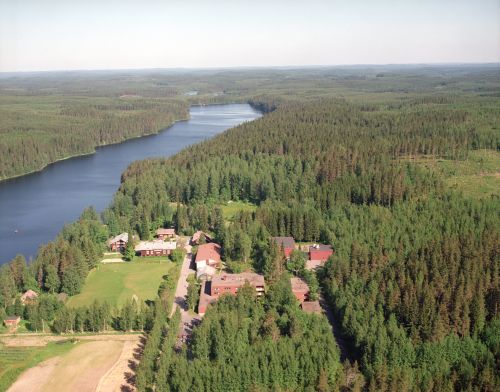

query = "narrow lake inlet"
[[0, 104, 261, 263]]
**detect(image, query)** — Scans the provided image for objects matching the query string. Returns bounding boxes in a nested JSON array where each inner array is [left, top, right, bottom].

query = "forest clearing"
[[66, 259, 179, 308]]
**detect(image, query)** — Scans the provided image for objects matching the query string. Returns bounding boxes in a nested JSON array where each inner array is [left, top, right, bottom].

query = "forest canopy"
[[1, 65, 499, 391]]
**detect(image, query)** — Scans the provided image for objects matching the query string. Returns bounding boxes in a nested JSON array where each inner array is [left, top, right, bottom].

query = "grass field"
[[66, 258, 178, 308], [101, 252, 123, 260], [220, 201, 257, 221], [0, 341, 76, 392], [405, 150, 499, 198]]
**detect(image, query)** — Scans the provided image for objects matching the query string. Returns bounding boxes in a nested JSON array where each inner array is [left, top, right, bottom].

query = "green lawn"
[[0, 340, 76, 392], [102, 252, 123, 260], [220, 201, 257, 221], [404, 150, 499, 198], [66, 258, 178, 308]]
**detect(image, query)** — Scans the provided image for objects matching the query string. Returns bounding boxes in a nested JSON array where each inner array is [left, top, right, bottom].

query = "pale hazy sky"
[[0, 0, 499, 72]]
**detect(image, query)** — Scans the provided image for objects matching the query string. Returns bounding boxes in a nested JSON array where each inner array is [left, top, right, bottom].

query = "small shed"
[[4, 315, 21, 328]]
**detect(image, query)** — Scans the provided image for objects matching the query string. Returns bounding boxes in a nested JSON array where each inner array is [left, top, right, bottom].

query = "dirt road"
[[319, 293, 356, 363], [170, 243, 200, 342], [0, 333, 139, 347]]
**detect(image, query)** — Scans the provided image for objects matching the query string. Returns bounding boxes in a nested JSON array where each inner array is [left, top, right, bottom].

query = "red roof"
[[195, 243, 221, 263]]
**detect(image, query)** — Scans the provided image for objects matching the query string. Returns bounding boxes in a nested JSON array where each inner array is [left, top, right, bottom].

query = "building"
[[290, 277, 310, 303], [308, 244, 334, 264], [107, 233, 128, 252], [198, 272, 265, 315], [210, 273, 265, 298], [191, 230, 213, 245], [20, 290, 38, 304], [272, 236, 296, 258], [195, 243, 221, 268], [196, 264, 216, 280], [135, 240, 176, 256], [301, 301, 322, 314], [3, 315, 20, 329], [156, 228, 176, 240]]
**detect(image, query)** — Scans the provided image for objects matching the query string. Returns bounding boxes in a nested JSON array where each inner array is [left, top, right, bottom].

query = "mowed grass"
[[404, 150, 499, 198], [66, 258, 178, 308], [220, 201, 257, 221], [0, 341, 76, 392]]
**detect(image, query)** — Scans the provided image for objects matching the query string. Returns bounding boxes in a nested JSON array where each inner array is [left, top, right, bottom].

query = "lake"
[[0, 104, 261, 264]]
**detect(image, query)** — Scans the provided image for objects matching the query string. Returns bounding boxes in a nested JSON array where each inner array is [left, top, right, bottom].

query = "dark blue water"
[[0, 104, 261, 264]]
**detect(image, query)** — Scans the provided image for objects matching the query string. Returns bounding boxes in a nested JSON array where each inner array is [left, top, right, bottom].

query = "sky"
[[0, 0, 499, 72]]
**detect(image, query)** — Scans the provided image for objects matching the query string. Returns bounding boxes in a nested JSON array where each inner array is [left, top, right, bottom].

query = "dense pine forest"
[[0, 66, 499, 390]]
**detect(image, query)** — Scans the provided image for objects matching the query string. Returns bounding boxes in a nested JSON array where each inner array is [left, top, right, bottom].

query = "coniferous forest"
[[0, 66, 499, 391]]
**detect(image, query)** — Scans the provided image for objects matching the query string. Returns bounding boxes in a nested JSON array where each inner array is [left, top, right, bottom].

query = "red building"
[[195, 243, 221, 267], [198, 273, 265, 315], [107, 233, 128, 252], [156, 228, 176, 240], [191, 231, 213, 245], [308, 244, 334, 263], [135, 240, 176, 256], [210, 273, 265, 298], [272, 236, 296, 258], [290, 277, 310, 303], [3, 315, 20, 329]]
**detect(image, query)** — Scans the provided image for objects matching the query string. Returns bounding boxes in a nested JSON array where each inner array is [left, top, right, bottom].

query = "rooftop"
[[135, 240, 176, 251], [309, 244, 333, 251], [272, 236, 296, 249], [290, 277, 310, 293], [192, 230, 213, 242], [156, 228, 175, 235], [212, 272, 265, 288], [199, 280, 217, 313], [108, 232, 128, 244], [195, 243, 221, 263], [196, 264, 216, 279]]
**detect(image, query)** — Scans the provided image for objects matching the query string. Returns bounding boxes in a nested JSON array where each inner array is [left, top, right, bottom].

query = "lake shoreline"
[[0, 104, 262, 264], [0, 116, 191, 184]]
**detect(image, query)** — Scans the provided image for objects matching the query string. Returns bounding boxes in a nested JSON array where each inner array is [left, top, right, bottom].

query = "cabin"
[[3, 315, 20, 328], [301, 301, 322, 314], [272, 236, 296, 258], [156, 228, 176, 240], [308, 244, 334, 267], [135, 240, 176, 256], [195, 243, 221, 268], [107, 233, 128, 252], [198, 272, 265, 315], [20, 290, 38, 304], [290, 277, 310, 303], [191, 230, 213, 245]]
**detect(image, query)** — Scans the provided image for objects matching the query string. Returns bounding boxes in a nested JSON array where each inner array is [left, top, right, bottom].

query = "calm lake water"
[[0, 104, 261, 264]]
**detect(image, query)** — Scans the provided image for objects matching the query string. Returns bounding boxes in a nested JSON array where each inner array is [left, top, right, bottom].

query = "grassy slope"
[[220, 201, 257, 221], [404, 150, 499, 198], [66, 258, 178, 308], [0, 341, 76, 392]]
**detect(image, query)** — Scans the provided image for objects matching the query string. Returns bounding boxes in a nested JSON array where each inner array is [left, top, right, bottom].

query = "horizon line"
[[1, 61, 500, 75]]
